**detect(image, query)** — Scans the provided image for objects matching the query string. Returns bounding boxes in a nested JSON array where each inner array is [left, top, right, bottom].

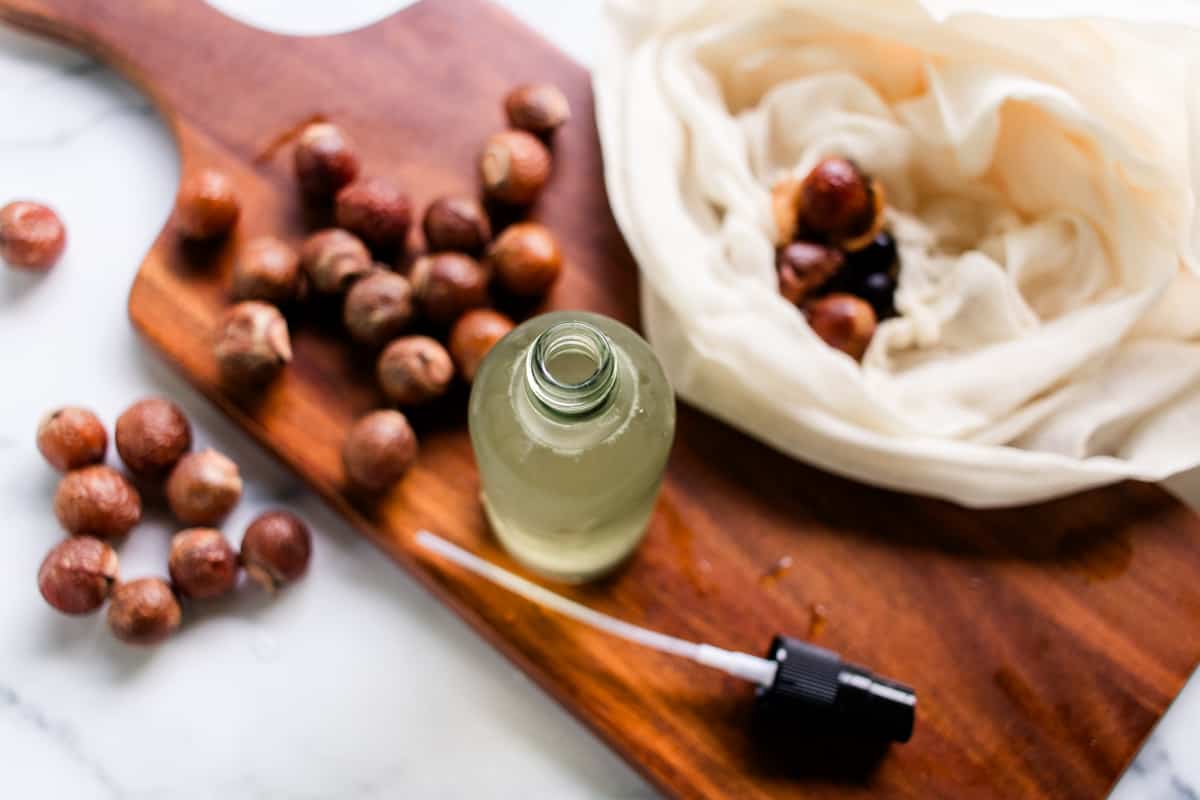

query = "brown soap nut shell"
[[231, 236, 302, 305], [486, 222, 563, 297], [115, 397, 192, 479], [798, 157, 881, 248], [53, 465, 142, 540], [335, 177, 412, 251], [241, 510, 312, 591], [479, 130, 552, 206], [37, 407, 108, 472], [343, 269, 415, 348], [165, 449, 243, 526], [342, 409, 418, 494], [409, 252, 490, 324], [450, 309, 515, 383], [168, 528, 239, 600], [107, 577, 181, 646], [377, 335, 455, 405], [422, 196, 492, 255], [0, 201, 66, 270], [175, 168, 240, 239], [805, 293, 877, 361], [38, 536, 119, 615], [504, 83, 571, 136], [294, 122, 360, 199], [776, 242, 844, 306], [300, 228, 373, 294], [770, 179, 803, 246], [214, 301, 293, 387]]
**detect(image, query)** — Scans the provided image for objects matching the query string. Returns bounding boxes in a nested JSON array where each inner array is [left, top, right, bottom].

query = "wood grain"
[[4, 0, 1200, 797]]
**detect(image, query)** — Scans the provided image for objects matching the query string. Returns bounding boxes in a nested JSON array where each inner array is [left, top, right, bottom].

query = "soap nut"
[[37, 406, 108, 472], [53, 465, 142, 541], [214, 301, 293, 387], [479, 130, 552, 206], [409, 252, 490, 324], [231, 236, 303, 305], [294, 122, 360, 199], [335, 177, 413, 251], [776, 242, 844, 306], [38, 536, 119, 615], [343, 268, 415, 348], [0, 201, 66, 270], [422, 196, 492, 255], [174, 168, 240, 239], [115, 397, 192, 479], [504, 83, 571, 136], [107, 577, 181, 646], [300, 228, 373, 294], [165, 449, 243, 526], [241, 510, 312, 591], [342, 409, 418, 494], [449, 309, 515, 383], [805, 293, 877, 361], [377, 335, 455, 405], [168, 528, 240, 600]]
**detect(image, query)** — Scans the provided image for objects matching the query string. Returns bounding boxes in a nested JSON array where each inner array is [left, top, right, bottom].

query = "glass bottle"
[[468, 311, 676, 582]]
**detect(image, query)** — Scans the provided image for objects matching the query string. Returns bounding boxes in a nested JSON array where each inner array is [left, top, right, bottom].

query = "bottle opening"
[[527, 321, 617, 416]]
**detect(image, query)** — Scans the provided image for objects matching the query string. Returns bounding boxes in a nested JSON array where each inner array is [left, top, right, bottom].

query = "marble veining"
[[0, 2, 1197, 799]]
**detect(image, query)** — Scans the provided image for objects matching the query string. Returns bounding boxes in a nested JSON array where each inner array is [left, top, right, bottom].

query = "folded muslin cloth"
[[593, 0, 1200, 506]]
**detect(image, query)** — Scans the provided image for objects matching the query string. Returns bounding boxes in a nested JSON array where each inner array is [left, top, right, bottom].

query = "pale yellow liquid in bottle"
[[468, 312, 676, 582]]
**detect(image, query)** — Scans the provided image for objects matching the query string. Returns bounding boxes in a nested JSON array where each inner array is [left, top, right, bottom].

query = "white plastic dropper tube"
[[415, 530, 779, 687]]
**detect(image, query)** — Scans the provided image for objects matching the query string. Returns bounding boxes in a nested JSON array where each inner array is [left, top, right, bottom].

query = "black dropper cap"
[[755, 636, 916, 743]]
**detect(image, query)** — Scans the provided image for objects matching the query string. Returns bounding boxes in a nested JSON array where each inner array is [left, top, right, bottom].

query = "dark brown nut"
[[343, 269, 415, 348], [165, 449, 242, 526], [241, 510, 312, 591], [38, 536, 118, 615], [168, 528, 239, 600], [377, 335, 455, 405], [342, 409, 418, 493], [294, 122, 360, 199], [107, 578, 181, 645], [504, 83, 571, 136], [486, 222, 563, 297], [335, 177, 412, 250], [805, 293, 877, 361], [422, 196, 492, 254], [770, 178, 803, 246], [799, 157, 884, 250], [0, 201, 66, 270], [409, 252, 490, 324], [479, 130, 552, 206], [231, 236, 302, 305], [299, 228, 372, 294], [449, 309, 515, 383], [174, 168, 240, 239], [214, 301, 293, 386], [53, 465, 142, 540], [37, 407, 107, 472], [115, 397, 192, 479], [776, 242, 844, 305]]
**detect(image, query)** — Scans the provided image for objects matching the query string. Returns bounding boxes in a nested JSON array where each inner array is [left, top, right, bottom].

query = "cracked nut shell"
[[449, 309, 514, 383], [486, 222, 562, 297], [0, 201, 66, 270], [165, 449, 243, 526], [107, 577, 181, 645], [422, 196, 491, 255], [214, 301, 293, 387], [479, 130, 551, 206], [168, 528, 239, 599], [805, 293, 877, 361], [300, 228, 372, 294], [504, 83, 571, 136], [343, 268, 415, 348], [38, 536, 119, 615], [37, 406, 108, 472], [342, 409, 418, 494], [53, 465, 142, 540], [377, 335, 455, 405], [241, 510, 312, 591], [175, 168, 240, 239], [232, 236, 303, 305], [115, 397, 192, 478], [294, 122, 360, 198]]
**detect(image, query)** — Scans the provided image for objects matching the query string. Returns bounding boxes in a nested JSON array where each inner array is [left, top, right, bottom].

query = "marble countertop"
[[1, 2, 1198, 798]]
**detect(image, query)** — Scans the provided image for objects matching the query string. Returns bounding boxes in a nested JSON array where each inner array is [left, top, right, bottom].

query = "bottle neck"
[[525, 321, 619, 418]]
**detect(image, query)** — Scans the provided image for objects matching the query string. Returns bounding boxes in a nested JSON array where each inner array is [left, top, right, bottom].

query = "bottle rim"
[[526, 320, 618, 417]]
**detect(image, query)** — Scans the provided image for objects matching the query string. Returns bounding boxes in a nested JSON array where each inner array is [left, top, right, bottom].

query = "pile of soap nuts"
[[36, 399, 311, 646], [182, 83, 571, 495], [772, 157, 900, 361]]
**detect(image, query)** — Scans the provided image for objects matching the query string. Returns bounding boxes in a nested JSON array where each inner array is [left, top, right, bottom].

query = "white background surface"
[[0, 1, 1198, 798]]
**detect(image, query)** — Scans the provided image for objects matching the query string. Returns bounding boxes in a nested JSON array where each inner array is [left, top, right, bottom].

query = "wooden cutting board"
[[5, 0, 1200, 796]]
